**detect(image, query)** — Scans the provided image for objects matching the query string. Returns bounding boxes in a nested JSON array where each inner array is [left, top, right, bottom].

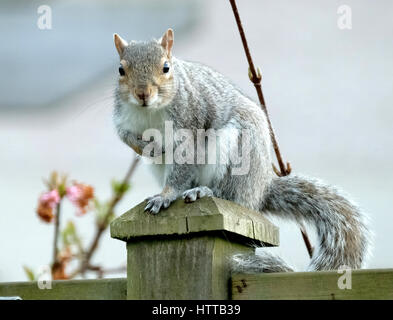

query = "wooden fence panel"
[[0, 278, 126, 300], [232, 269, 393, 300]]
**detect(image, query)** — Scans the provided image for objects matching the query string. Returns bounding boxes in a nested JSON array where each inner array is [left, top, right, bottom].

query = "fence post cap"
[[110, 197, 279, 247]]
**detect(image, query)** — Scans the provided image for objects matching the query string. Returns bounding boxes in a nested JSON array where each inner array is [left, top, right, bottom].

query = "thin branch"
[[87, 264, 127, 278], [52, 202, 61, 267], [228, 0, 313, 258], [84, 156, 140, 263], [69, 156, 140, 278], [300, 223, 314, 257], [229, 0, 290, 177]]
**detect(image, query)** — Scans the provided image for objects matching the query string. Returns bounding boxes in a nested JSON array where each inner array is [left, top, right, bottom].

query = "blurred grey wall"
[[0, 0, 198, 110], [0, 0, 392, 281]]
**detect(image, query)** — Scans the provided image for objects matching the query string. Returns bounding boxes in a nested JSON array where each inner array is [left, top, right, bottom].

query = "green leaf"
[[58, 183, 67, 198], [111, 179, 130, 195], [23, 266, 36, 281]]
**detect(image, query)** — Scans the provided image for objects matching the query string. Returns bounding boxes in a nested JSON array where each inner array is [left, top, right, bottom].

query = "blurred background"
[[1, 0, 392, 281]]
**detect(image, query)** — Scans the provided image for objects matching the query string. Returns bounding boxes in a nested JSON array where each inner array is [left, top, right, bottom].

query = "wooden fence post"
[[110, 197, 279, 299]]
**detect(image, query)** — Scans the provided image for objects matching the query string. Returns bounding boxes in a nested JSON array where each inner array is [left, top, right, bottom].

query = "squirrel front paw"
[[182, 186, 213, 203], [144, 194, 174, 214]]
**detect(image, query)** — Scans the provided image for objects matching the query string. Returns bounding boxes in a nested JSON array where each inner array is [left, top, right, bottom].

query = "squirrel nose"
[[135, 87, 152, 101], [137, 93, 145, 101]]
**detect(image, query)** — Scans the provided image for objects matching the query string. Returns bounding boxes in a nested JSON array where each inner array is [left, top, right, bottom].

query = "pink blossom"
[[39, 189, 60, 208], [66, 185, 83, 203], [37, 189, 60, 223], [66, 183, 94, 215]]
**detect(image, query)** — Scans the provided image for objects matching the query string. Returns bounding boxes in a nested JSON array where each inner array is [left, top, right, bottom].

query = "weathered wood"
[[110, 197, 279, 299], [111, 197, 279, 246], [231, 269, 393, 300], [127, 235, 251, 299], [2, 269, 393, 300], [0, 278, 126, 300]]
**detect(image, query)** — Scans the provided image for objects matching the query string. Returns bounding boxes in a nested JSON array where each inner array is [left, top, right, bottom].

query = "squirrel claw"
[[183, 186, 213, 203], [144, 195, 165, 214], [144, 193, 175, 214]]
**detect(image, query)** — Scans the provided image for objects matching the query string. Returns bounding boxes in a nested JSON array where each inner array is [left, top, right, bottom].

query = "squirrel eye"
[[119, 66, 125, 76], [163, 61, 170, 73]]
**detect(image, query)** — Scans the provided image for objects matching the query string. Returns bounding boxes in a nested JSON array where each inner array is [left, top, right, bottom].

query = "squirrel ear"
[[114, 33, 128, 56], [160, 28, 174, 58]]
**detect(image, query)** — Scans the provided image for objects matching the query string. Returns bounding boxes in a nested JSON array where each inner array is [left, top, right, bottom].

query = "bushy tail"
[[232, 175, 371, 273]]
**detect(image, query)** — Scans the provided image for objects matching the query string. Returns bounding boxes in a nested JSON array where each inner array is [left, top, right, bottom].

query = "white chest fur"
[[114, 102, 168, 186], [114, 103, 242, 191], [114, 102, 167, 136]]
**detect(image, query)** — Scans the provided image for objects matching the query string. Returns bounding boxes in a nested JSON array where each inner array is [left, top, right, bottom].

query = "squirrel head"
[[114, 28, 175, 109]]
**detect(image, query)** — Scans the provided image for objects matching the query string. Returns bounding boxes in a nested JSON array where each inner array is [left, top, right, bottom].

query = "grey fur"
[[113, 35, 372, 273], [232, 252, 294, 273], [263, 176, 371, 271]]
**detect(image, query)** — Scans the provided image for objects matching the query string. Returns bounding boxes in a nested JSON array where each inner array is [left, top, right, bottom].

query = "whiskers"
[[69, 88, 118, 122], [158, 83, 174, 101]]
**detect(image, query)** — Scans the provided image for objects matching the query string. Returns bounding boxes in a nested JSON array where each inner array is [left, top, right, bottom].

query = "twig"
[[300, 224, 314, 257], [229, 0, 290, 177], [70, 156, 140, 278], [228, 0, 313, 258], [87, 264, 127, 278], [52, 202, 61, 267]]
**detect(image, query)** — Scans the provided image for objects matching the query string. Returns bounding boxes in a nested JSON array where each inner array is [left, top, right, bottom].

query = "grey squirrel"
[[112, 28, 371, 272]]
